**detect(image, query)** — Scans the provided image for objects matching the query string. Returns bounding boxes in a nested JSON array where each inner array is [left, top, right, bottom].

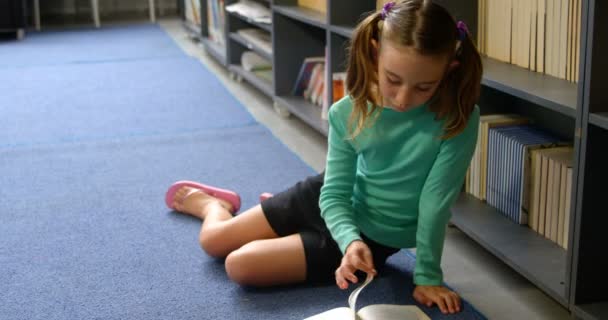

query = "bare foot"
[[172, 186, 234, 219]]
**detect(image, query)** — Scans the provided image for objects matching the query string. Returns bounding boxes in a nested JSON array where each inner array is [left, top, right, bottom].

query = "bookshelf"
[[451, 194, 569, 306], [481, 57, 578, 118], [271, 0, 377, 133], [273, 4, 327, 27], [272, 1, 329, 126], [181, 1, 608, 318], [569, 1, 608, 319], [180, 0, 203, 40], [181, 0, 230, 66], [271, 0, 606, 318], [226, 0, 273, 97]]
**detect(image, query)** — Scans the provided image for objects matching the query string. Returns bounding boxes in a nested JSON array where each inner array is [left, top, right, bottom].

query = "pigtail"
[[345, 11, 383, 139], [344, 0, 482, 140], [438, 29, 483, 139]]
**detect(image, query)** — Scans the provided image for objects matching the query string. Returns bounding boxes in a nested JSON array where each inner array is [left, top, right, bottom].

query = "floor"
[[158, 19, 572, 320]]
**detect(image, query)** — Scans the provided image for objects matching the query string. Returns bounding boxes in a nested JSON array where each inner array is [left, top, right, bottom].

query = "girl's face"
[[377, 41, 449, 112]]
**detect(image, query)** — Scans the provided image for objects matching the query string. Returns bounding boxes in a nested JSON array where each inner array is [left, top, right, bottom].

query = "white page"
[[358, 304, 430, 320], [304, 273, 430, 320], [303, 307, 354, 320]]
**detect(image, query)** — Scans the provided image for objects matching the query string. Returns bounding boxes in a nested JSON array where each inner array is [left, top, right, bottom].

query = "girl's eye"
[[387, 77, 400, 85], [416, 87, 432, 92]]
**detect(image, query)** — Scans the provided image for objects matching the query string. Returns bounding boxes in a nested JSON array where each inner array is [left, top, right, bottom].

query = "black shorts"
[[260, 172, 400, 283]]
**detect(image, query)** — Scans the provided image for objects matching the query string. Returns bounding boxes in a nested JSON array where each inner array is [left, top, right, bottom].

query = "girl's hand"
[[335, 240, 377, 290], [413, 285, 461, 314]]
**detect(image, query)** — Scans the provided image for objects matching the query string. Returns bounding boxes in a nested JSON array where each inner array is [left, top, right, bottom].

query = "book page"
[[304, 302, 430, 320], [303, 307, 354, 320], [304, 274, 430, 320], [358, 304, 430, 320]]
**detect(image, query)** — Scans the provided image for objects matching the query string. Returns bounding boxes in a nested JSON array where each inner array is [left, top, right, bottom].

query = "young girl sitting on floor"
[[165, 0, 481, 314]]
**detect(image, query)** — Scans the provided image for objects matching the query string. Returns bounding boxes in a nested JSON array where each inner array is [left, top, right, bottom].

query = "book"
[[298, 0, 327, 14], [468, 114, 529, 200], [237, 28, 272, 56], [304, 63, 325, 100], [292, 57, 325, 96], [225, 0, 271, 24], [536, 146, 574, 245], [532, 146, 573, 241], [304, 274, 430, 320], [185, 0, 201, 25], [486, 125, 561, 224], [241, 51, 272, 72]]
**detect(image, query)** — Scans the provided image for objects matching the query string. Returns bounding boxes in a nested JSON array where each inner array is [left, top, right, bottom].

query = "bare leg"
[[225, 234, 307, 286], [172, 186, 308, 285], [172, 186, 279, 257]]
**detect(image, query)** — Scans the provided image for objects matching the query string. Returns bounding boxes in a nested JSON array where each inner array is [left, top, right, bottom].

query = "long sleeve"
[[414, 108, 479, 285], [319, 104, 360, 254]]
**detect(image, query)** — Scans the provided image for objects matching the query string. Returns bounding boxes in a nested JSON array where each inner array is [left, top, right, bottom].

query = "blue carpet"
[[0, 24, 184, 68], [0, 24, 487, 320], [0, 57, 256, 149]]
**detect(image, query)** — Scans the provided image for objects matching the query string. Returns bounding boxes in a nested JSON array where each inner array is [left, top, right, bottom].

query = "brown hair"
[[345, 0, 482, 139]]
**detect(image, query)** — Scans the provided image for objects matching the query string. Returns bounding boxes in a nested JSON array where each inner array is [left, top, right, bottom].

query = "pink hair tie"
[[381, 1, 396, 20]]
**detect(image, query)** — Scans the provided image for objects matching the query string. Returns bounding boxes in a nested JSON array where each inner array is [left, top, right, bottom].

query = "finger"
[[414, 290, 432, 307], [351, 255, 375, 275], [432, 296, 448, 314], [453, 292, 462, 312], [361, 248, 376, 275], [443, 294, 455, 313], [339, 264, 359, 284], [335, 271, 348, 290]]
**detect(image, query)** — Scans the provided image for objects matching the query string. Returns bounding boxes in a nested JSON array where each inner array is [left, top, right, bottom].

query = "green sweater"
[[319, 97, 479, 285]]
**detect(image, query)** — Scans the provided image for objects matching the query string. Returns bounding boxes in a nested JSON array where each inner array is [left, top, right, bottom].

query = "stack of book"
[[237, 28, 272, 56], [292, 56, 348, 120], [185, 0, 201, 26], [241, 51, 272, 83], [466, 115, 574, 248], [226, 0, 271, 24], [207, 0, 226, 46], [477, 0, 582, 82], [529, 146, 574, 249]]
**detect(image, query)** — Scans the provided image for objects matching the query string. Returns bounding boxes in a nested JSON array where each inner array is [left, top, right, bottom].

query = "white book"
[[304, 274, 430, 320]]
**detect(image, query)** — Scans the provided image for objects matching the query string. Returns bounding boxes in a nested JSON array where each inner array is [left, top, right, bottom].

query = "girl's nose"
[[395, 86, 413, 109]]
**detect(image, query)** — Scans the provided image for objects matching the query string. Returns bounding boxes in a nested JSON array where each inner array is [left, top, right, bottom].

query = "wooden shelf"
[[228, 64, 273, 97], [227, 11, 272, 32], [573, 303, 608, 320], [273, 5, 327, 29], [229, 32, 272, 60], [482, 57, 578, 118], [589, 113, 608, 131], [330, 24, 354, 38], [201, 37, 227, 66], [274, 95, 328, 135], [451, 193, 569, 307]]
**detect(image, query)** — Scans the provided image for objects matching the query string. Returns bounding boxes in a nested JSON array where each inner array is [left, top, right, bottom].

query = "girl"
[[165, 0, 481, 315]]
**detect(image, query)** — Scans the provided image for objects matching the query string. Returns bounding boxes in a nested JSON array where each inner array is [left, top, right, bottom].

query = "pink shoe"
[[259, 192, 273, 202], [165, 180, 241, 214]]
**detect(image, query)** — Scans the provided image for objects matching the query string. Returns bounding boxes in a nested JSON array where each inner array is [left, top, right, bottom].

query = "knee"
[[198, 228, 228, 258], [224, 242, 260, 286]]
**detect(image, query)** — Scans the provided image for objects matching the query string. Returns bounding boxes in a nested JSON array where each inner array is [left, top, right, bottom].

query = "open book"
[[304, 274, 430, 320]]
